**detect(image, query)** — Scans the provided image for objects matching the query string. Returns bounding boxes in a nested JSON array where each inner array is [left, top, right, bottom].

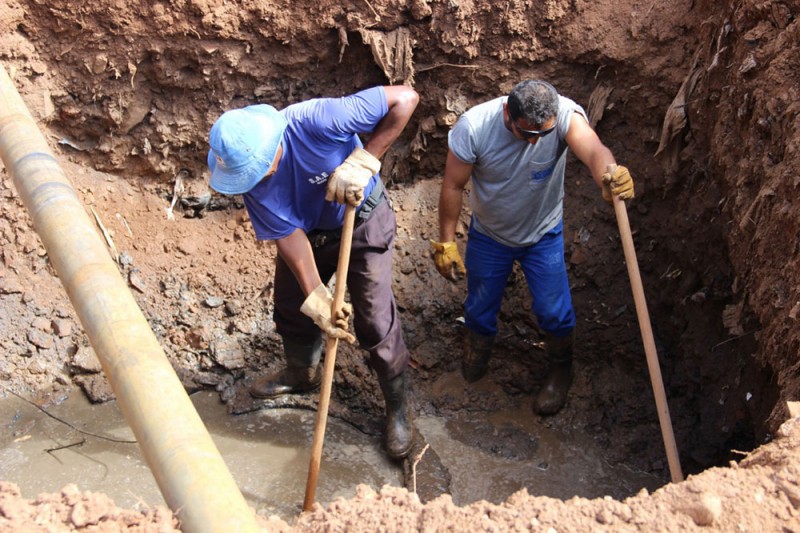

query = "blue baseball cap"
[[207, 104, 288, 195]]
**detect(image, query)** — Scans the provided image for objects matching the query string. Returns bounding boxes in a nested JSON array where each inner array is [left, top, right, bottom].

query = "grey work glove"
[[300, 283, 356, 344], [325, 147, 381, 206]]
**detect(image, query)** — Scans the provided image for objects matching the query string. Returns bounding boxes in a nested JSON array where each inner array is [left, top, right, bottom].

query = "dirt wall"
[[691, 0, 800, 429]]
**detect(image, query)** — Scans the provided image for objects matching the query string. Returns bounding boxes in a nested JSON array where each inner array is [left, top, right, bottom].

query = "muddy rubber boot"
[[249, 336, 323, 399], [462, 329, 495, 383], [379, 372, 415, 460], [533, 330, 575, 416]]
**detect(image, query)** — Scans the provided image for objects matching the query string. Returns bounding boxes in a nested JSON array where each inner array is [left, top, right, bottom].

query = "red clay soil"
[[1, 0, 799, 530]]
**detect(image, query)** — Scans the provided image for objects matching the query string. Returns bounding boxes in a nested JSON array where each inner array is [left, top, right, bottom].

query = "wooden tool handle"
[[608, 164, 684, 483], [304, 204, 357, 511]]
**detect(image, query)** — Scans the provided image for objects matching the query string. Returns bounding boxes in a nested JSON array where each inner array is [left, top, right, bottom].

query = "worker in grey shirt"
[[431, 80, 634, 415]]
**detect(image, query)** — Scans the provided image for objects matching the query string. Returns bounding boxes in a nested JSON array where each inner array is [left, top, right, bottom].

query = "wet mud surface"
[[0, 391, 401, 521], [0, 386, 664, 523]]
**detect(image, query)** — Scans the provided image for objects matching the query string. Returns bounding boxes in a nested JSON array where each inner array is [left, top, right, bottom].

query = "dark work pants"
[[273, 199, 409, 381]]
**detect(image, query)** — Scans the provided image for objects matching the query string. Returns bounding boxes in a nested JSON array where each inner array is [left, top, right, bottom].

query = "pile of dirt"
[[0, 482, 180, 531], [1, 0, 799, 530]]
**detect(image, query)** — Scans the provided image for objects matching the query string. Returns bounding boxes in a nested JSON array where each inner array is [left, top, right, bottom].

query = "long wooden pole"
[[303, 204, 357, 511], [608, 164, 683, 483]]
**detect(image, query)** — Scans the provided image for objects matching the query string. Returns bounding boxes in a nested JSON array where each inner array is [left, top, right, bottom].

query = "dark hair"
[[507, 80, 559, 125]]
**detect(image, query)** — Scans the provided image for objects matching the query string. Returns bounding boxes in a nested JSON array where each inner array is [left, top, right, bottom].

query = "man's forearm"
[[364, 86, 419, 158], [276, 228, 322, 297], [438, 186, 464, 242]]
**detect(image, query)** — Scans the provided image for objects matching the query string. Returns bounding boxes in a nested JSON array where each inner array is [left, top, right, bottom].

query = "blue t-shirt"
[[244, 87, 388, 241]]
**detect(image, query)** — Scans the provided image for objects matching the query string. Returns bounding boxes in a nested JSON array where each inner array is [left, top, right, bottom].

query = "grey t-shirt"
[[448, 95, 587, 247]]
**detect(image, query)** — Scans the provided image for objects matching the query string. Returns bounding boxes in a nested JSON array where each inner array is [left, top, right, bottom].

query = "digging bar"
[[303, 203, 357, 511], [607, 164, 684, 483]]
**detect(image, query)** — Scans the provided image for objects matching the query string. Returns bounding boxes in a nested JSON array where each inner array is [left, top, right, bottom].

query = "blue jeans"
[[464, 221, 576, 338]]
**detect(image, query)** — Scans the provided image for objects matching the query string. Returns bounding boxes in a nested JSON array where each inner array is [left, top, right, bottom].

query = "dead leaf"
[[358, 27, 415, 86], [655, 48, 703, 175], [587, 83, 613, 129]]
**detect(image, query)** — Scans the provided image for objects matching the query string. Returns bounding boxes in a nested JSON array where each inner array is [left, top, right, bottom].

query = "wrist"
[[351, 147, 381, 174], [301, 283, 330, 316], [431, 239, 452, 252]]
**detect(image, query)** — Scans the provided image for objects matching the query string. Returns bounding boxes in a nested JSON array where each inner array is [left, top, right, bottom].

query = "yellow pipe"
[[0, 63, 259, 532]]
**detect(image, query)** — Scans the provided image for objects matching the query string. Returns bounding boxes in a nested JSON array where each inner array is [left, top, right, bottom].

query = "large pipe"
[[0, 64, 259, 532]]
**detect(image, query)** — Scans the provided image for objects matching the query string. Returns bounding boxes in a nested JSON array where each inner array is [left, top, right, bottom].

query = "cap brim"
[[208, 147, 274, 195]]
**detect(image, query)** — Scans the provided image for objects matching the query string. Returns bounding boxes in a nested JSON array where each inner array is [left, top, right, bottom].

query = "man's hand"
[[325, 147, 381, 206], [602, 165, 635, 203], [430, 240, 466, 281], [300, 284, 356, 343]]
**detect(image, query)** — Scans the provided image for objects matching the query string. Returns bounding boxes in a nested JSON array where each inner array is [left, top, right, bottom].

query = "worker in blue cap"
[[208, 85, 419, 459]]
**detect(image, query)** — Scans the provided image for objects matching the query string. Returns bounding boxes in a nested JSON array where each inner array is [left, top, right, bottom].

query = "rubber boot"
[[378, 372, 415, 460], [533, 330, 575, 416], [249, 336, 323, 399], [462, 329, 494, 383]]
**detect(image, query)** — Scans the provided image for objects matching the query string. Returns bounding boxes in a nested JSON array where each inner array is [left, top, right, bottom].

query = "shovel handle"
[[608, 164, 684, 483], [304, 204, 357, 512]]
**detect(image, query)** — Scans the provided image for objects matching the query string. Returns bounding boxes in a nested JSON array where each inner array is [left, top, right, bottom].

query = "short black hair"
[[507, 80, 559, 125]]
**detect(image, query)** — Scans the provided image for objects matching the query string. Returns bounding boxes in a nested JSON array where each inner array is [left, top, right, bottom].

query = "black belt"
[[307, 181, 386, 247]]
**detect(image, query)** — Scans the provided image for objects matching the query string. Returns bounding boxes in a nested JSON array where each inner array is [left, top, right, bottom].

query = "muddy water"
[[0, 389, 661, 522], [0, 391, 400, 520], [417, 410, 662, 505]]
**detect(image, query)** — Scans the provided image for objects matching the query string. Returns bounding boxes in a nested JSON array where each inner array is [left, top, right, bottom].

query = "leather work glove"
[[430, 240, 466, 281], [602, 165, 635, 204], [300, 283, 356, 344], [325, 147, 381, 207]]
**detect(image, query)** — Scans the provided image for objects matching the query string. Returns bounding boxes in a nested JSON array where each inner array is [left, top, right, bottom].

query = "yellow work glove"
[[601, 165, 635, 204], [325, 147, 381, 207], [300, 283, 356, 344], [430, 240, 466, 281]]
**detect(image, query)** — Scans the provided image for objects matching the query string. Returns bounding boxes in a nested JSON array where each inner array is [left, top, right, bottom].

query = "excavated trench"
[[1, 0, 799, 528]]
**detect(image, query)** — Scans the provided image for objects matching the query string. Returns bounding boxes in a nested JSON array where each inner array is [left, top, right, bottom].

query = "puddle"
[[0, 390, 662, 522], [0, 391, 400, 521], [416, 408, 663, 505]]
